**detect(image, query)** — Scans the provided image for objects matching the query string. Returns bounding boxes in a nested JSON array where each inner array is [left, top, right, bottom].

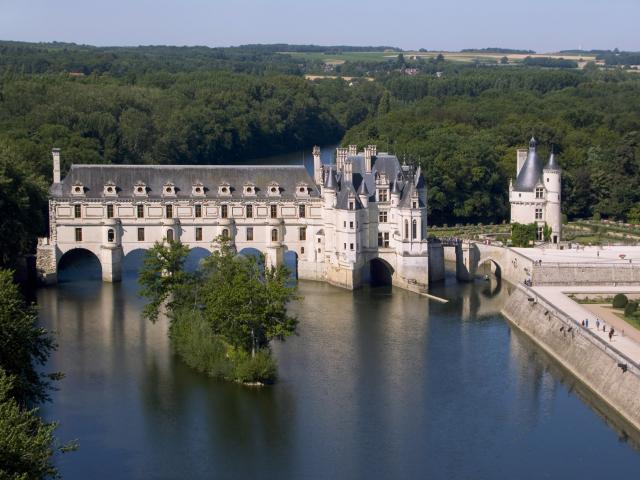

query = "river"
[[38, 144, 640, 478]]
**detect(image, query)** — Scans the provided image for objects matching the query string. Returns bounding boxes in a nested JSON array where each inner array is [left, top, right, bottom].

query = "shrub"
[[232, 349, 277, 384], [624, 301, 638, 317], [612, 293, 629, 309]]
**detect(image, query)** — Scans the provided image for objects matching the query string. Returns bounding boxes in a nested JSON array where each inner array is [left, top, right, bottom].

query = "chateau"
[[509, 138, 562, 243], [37, 145, 443, 292]]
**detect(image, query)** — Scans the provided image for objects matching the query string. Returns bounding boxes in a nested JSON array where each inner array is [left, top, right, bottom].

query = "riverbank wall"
[[502, 286, 640, 433]]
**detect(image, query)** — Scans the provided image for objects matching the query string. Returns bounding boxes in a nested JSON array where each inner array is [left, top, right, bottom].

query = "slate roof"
[[51, 164, 320, 199], [513, 138, 561, 192]]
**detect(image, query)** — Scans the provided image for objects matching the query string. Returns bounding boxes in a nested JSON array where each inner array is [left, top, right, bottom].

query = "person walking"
[[596, 318, 600, 330], [586, 318, 589, 328], [609, 328, 615, 341]]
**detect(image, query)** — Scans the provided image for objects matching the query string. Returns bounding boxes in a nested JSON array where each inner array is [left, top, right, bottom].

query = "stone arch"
[[369, 257, 395, 286], [57, 248, 102, 282], [478, 257, 502, 279], [238, 247, 265, 262], [122, 248, 149, 278], [283, 250, 298, 279], [184, 247, 211, 273]]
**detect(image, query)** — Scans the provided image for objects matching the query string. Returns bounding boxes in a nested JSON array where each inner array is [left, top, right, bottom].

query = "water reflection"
[[38, 271, 640, 479]]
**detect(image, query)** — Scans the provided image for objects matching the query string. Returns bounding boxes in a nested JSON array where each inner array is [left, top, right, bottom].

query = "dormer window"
[[134, 182, 147, 197], [296, 183, 309, 197], [243, 183, 256, 196], [192, 183, 205, 197], [535, 187, 544, 199], [268, 182, 281, 197], [163, 183, 176, 197], [71, 182, 85, 197], [218, 183, 232, 196], [103, 182, 117, 197]]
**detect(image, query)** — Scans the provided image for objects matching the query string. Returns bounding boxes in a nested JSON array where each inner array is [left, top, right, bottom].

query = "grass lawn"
[[613, 310, 640, 331]]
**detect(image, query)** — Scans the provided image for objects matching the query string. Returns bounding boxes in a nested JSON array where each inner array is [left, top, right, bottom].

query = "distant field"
[[279, 50, 599, 66]]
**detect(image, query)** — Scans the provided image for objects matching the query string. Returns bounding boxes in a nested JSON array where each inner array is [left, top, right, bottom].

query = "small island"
[[138, 236, 298, 384]]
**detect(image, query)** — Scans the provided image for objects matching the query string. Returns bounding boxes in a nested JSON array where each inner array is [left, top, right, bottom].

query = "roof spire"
[[529, 137, 537, 150]]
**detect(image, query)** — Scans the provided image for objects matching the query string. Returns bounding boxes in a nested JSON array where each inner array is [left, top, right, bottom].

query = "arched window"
[[166, 229, 174, 242], [107, 229, 115, 243], [271, 229, 278, 242], [221, 228, 229, 239], [404, 220, 409, 239], [412, 219, 417, 239]]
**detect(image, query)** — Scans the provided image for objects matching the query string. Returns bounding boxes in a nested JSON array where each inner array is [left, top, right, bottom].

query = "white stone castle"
[[37, 145, 443, 291], [509, 137, 562, 243]]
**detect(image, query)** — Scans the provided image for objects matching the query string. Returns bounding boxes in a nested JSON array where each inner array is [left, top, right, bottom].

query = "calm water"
[[38, 145, 640, 478], [38, 272, 640, 479]]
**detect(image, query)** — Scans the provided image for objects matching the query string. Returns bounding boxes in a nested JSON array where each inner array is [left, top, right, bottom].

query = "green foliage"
[[0, 369, 65, 480], [0, 269, 59, 406], [138, 240, 191, 322], [139, 237, 298, 383], [612, 293, 629, 308], [511, 223, 537, 247], [543, 223, 552, 242], [624, 301, 638, 317], [0, 145, 47, 268]]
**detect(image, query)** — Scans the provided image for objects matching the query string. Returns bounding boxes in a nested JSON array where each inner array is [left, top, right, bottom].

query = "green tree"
[[138, 240, 191, 322], [511, 223, 537, 247], [198, 238, 298, 356], [0, 368, 75, 480], [0, 270, 59, 406], [543, 223, 552, 242]]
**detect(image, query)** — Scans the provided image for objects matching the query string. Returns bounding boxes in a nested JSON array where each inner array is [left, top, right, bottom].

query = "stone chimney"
[[516, 149, 528, 176], [52, 148, 61, 184], [313, 145, 322, 185], [336, 147, 348, 172], [348, 144, 357, 156], [368, 144, 377, 156], [344, 161, 353, 183], [364, 147, 372, 174]]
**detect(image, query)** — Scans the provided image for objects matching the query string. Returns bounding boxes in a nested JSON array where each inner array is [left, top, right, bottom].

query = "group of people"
[[582, 317, 616, 341]]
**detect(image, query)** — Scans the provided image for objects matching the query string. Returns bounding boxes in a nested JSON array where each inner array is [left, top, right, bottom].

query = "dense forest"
[[1, 41, 640, 267]]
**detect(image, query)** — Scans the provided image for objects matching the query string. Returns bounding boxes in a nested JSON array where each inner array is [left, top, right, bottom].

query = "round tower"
[[543, 149, 562, 243]]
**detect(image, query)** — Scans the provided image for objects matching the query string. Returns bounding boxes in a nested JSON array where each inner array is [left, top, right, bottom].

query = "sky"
[[1, 0, 638, 52]]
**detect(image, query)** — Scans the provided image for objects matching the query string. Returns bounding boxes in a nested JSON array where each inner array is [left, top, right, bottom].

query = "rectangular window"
[[195, 227, 202, 241], [270, 204, 277, 219], [299, 204, 306, 218], [107, 204, 114, 219], [299, 227, 306, 241], [195, 204, 202, 218], [74, 204, 81, 218], [378, 232, 383, 246], [535, 187, 544, 199], [535, 208, 543, 220], [246, 227, 254, 241], [350, 243, 354, 251], [412, 201, 417, 209], [349, 221, 354, 229], [75, 227, 82, 242], [378, 190, 388, 202], [343, 243, 347, 250], [246, 204, 253, 218], [349, 201, 354, 210], [383, 232, 389, 247], [138, 228, 145, 241], [221, 205, 228, 219], [343, 221, 346, 228], [137, 204, 144, 218], [166, 204, 173, 219]]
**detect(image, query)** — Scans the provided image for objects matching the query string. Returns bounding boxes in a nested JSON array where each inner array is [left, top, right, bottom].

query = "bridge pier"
[[455, 242, 481, 282]]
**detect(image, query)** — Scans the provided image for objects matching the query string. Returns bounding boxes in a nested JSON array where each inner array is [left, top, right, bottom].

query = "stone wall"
[[533, 263, 640, 286], [502, 286, 640, 433], [36, 238, 57, 285]]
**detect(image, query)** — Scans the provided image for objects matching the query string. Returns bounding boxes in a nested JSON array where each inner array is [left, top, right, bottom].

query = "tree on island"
[[138, 237, 298, 383]]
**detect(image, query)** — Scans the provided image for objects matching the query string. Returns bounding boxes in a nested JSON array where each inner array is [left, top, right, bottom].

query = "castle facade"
[[37, 145, 443, 292]]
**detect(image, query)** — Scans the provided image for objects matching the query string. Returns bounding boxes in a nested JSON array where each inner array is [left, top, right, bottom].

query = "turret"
[[391, 179, 401, 207], [543, 148, 562, 243], [52, 148, 61, 184], [313, 145, 322, 185], [323, 167, 337, 209]]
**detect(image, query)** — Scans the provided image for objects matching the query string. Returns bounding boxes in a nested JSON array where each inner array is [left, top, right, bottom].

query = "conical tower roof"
[[513, 137, 542, 191], [545, 149, 560, 170]]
